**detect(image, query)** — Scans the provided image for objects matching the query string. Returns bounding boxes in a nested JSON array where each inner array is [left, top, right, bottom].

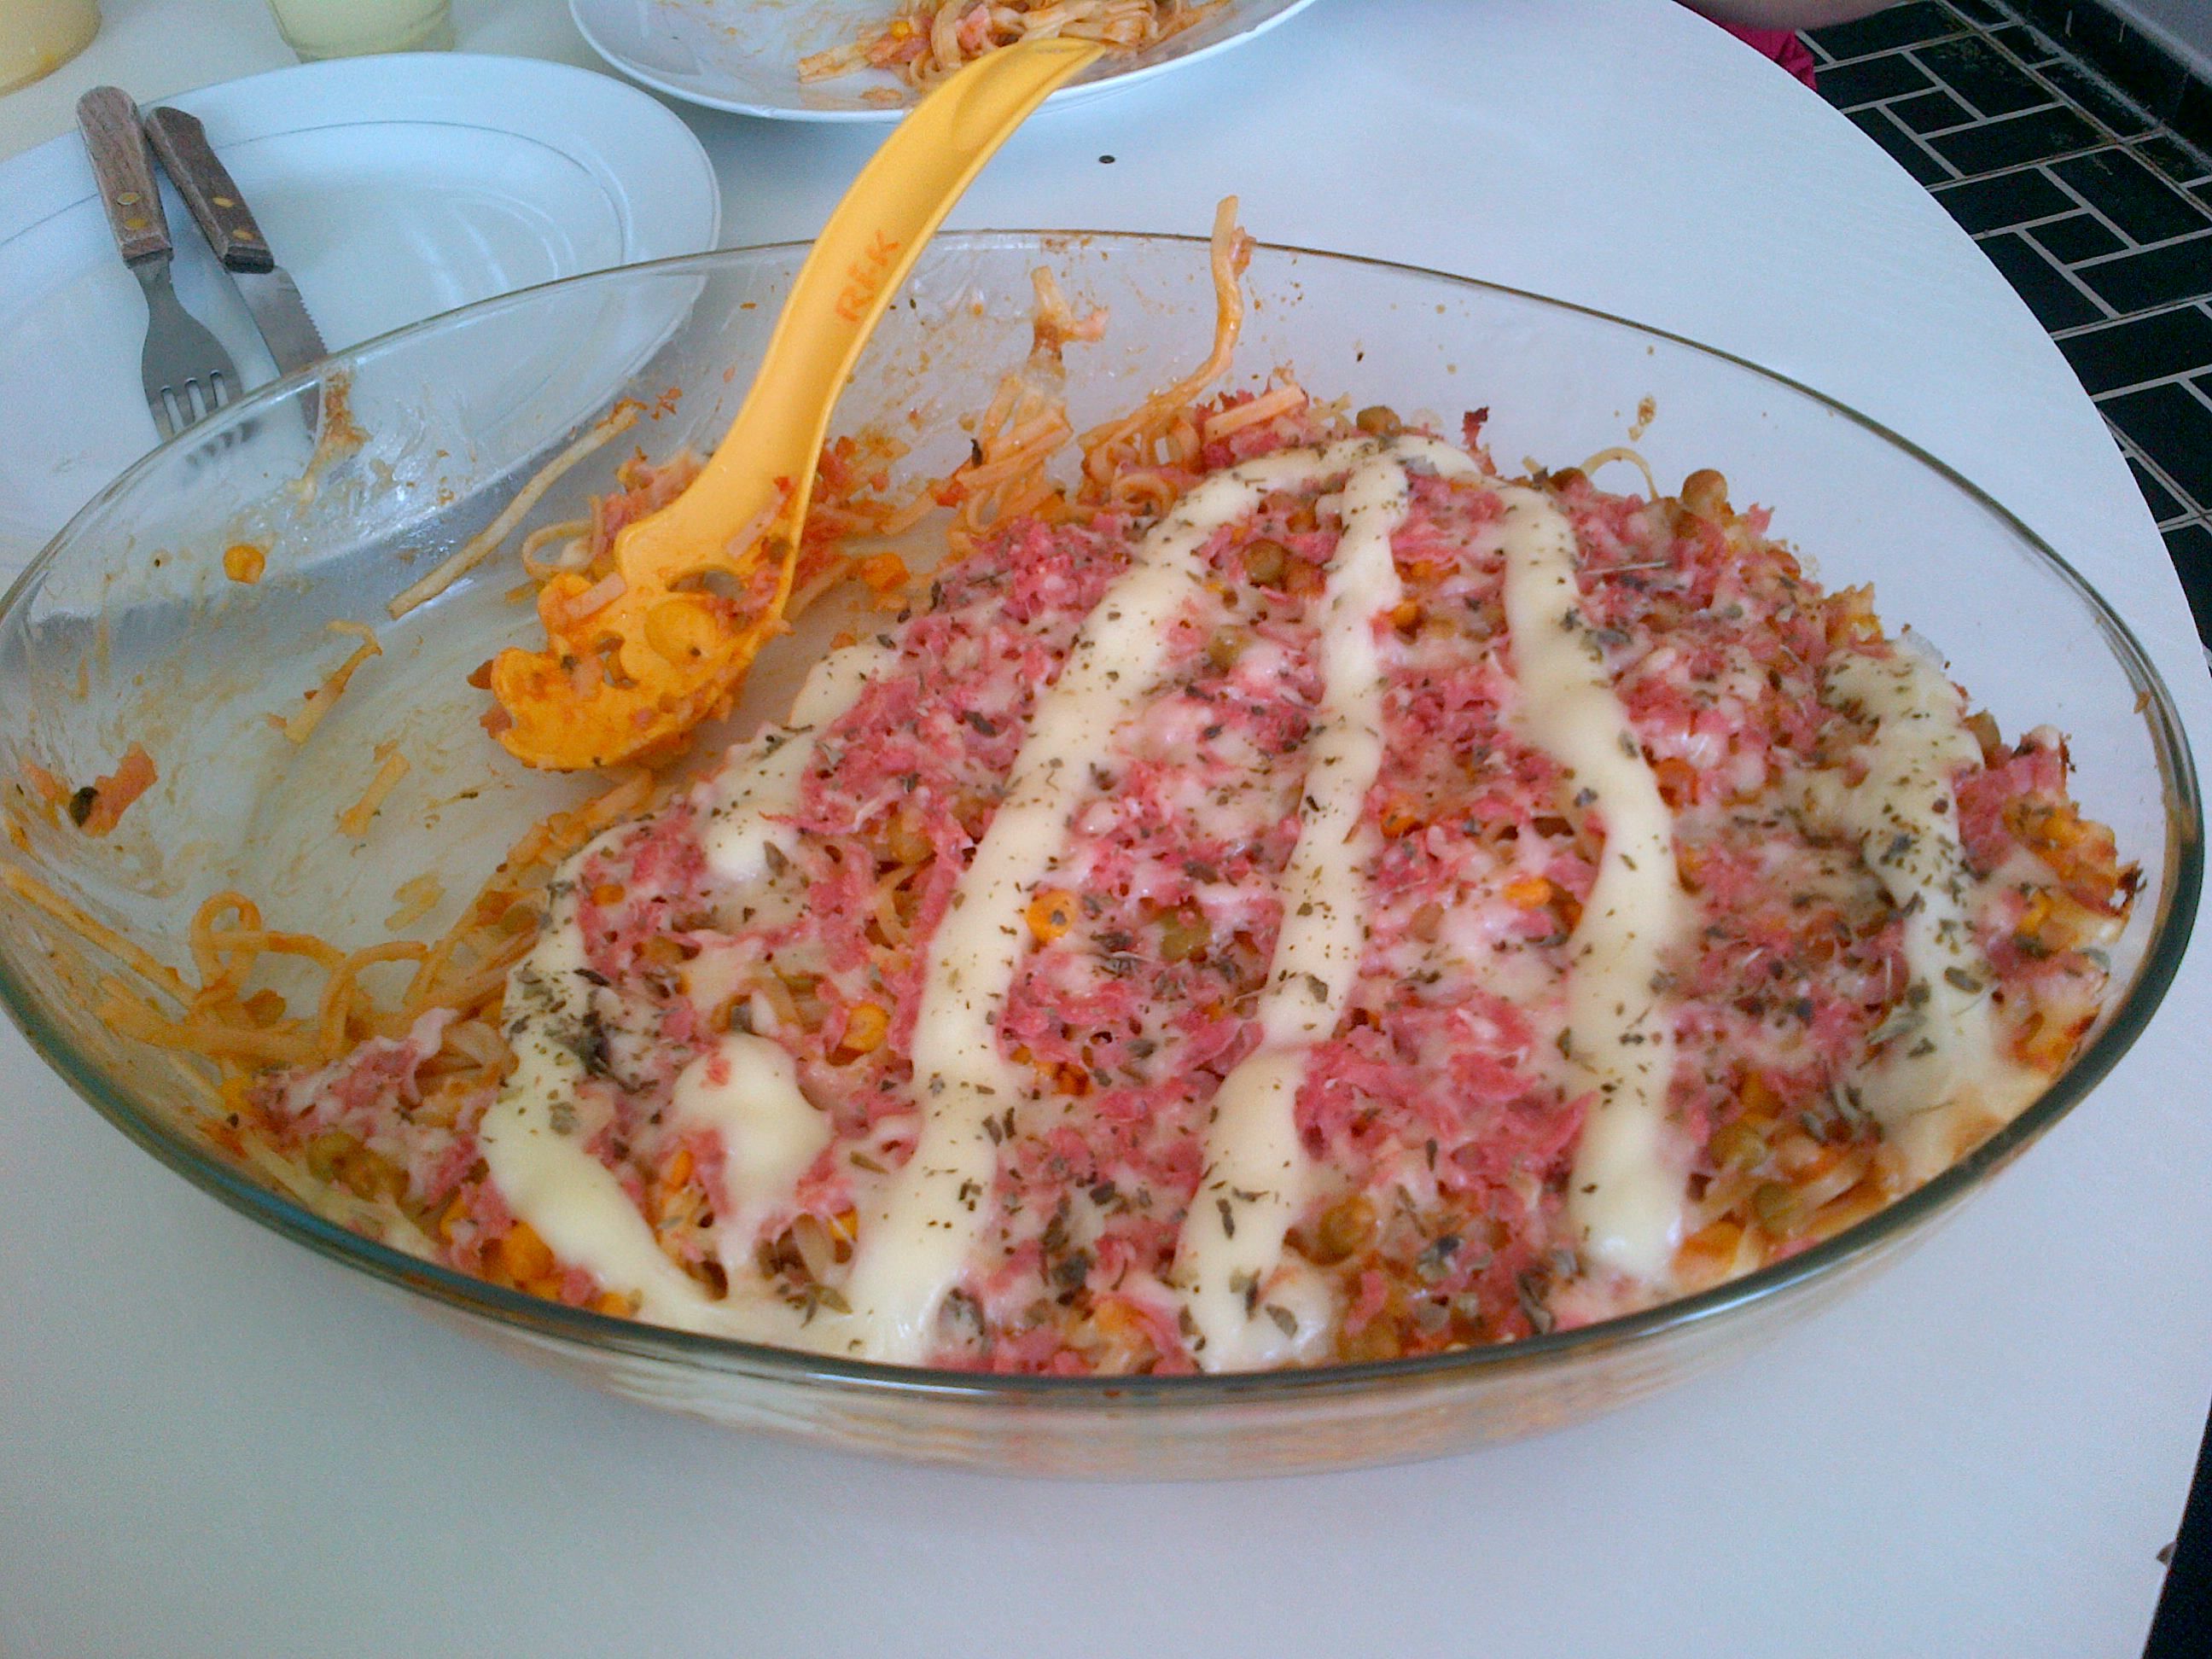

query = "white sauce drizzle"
[[703, 639, 894, 883], [480, 442, 1722, 1360], [1494, 484, 1689, 1287], [478, 903, 742, 1331], [479, 643, 888, 1350], [670, 1032, 833, 1270], [1806, 650, 2044, 1177], [843, 437, 1393, 1364], [1175, 439, 1479, 1370]]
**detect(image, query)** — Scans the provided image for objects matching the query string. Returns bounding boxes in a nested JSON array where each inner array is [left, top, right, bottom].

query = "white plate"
[[568, 0, 1326, 120], [0, 53, 719, 576]]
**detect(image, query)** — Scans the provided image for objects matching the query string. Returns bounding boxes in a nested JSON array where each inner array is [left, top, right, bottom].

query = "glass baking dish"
[[0, 234, 2197, 1476]]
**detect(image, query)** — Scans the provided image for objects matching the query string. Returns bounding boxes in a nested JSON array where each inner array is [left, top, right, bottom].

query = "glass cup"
[[265, 0, 454, 60], [0, 0, 101, 94]]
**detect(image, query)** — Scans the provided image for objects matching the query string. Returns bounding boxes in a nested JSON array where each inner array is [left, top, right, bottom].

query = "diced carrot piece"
[[1675, 1219, 1746, 1289], [856, 551, 909, 596], [1025, 888, 1077, 944], [1653, 756, 1698, 808], [75, 743, 156, 836], [499, 1220, 556, 1283], [1504, 874, 1552, 909]]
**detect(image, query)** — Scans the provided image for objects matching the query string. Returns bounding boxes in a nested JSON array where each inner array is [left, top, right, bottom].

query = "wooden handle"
[[143, 107, 274, 274], [76, 86, 170, 266]]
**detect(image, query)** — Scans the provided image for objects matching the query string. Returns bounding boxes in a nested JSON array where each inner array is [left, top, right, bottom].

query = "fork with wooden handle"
[[76, 85, 242, 440]]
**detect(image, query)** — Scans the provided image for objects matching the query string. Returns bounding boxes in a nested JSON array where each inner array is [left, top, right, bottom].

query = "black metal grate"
[[1806, 0, 2212, 652]]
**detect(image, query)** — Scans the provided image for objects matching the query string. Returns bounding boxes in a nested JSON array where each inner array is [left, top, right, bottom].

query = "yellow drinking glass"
[[0, 0, 100, 94], [265, 0, 455, 61]]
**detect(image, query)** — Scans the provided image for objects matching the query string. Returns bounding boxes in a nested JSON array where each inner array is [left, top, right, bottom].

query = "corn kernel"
[[839, 1002, 890, 1056]]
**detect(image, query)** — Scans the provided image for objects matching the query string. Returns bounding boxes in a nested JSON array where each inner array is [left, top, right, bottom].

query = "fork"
[[76, 86, 242, 440]]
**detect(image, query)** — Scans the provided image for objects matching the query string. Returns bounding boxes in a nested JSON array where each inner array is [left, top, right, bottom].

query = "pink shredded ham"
[[257, 415, 2130, 1374]]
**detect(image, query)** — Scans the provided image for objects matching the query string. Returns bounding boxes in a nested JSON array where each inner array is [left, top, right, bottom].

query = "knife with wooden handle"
[[143, 105, 328, 377]]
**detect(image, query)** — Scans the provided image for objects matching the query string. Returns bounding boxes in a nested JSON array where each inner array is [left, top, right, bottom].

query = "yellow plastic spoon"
[[491, 36, 1104, 771]]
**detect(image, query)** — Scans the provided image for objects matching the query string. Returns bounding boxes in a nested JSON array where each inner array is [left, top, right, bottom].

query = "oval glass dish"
[[0, 236, 2197, 1478]]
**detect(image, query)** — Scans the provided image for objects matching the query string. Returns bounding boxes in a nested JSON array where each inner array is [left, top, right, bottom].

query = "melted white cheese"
[[670, 1031, 833, 1269], [478, 894, 737, 1330], [1494, 484, 1689, 1287], [479, 443, 1711, 1360], [1175, 439, 1478, 1370], [843, 437, 1392, 1364], [480, 643, 887, 1350], [703, 638, 895, 883], [1807, 649, 2044, 1177]]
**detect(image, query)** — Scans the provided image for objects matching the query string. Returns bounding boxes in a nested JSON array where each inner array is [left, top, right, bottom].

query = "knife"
[[142, 105, 328, 405]]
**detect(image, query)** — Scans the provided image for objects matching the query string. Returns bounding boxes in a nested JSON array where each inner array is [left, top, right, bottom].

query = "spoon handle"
[[492, 35, 1103, 771], [633, 35, 1103, 576]]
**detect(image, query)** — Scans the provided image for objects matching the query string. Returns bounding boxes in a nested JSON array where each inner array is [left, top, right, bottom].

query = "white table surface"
[[4, 3, 2209, 1655]]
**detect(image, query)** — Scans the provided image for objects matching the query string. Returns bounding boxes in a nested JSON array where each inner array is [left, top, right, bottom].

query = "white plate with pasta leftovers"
[[566, 0, 1328, 120], [0, 54, 719, 581]]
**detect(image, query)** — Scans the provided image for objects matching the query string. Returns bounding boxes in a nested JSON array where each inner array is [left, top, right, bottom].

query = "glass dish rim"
[[1, 230, 2200, 1410]]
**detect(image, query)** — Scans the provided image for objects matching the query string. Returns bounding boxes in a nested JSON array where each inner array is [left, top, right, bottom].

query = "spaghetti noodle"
[[798, 1, 1218, 90]]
